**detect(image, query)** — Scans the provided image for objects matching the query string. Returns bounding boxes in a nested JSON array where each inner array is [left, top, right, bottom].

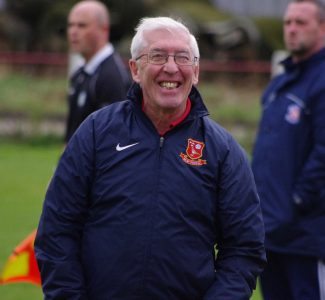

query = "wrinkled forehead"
[[69, 3, 101, 24], [284, 2, 318, 21], [69, 7, 90, 22], [142, 28, 192, 52]]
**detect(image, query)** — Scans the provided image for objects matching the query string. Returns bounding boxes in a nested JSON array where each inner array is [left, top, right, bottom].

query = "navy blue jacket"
[[35, 83, 266, 299], [252, 49, 325, 258]]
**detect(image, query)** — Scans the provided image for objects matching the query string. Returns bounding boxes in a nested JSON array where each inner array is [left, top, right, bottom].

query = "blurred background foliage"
[[0, 0, 284, 60]]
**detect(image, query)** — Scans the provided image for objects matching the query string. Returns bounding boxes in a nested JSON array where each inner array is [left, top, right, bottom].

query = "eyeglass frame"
[[135, 51, 199, 66]]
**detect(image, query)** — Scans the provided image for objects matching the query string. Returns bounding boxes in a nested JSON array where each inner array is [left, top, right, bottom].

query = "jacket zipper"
[[159, 136, 164, 148]]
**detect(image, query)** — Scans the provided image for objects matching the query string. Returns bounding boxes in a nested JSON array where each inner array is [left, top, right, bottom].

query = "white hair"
[[130, 16, 200, 61]]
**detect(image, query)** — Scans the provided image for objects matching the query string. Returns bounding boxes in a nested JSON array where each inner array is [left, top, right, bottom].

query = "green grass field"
[[0, 140, 63, 299], [0, 70, 265, 299]]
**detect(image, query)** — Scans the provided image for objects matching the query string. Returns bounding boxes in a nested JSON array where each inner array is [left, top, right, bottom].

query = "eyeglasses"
[[136, 51, 198, 66]]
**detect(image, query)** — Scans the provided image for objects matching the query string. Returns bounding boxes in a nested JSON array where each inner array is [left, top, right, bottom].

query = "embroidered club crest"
[[285, 104, 301, 124], [180, 138, 207, 166]]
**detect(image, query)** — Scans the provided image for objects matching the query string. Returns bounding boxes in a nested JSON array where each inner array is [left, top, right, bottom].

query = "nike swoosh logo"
[[116, 142, 139, 151]]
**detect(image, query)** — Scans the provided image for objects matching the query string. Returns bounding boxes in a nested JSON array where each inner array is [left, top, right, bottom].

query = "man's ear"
[[192, 65, 199, 86], [129, 59, 141, 83], [320, 21, 325, 37]]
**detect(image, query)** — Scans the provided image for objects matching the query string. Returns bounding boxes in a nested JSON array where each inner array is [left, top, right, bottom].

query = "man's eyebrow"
[[68, 20, 87, 26], [150, 48, 190, 54]]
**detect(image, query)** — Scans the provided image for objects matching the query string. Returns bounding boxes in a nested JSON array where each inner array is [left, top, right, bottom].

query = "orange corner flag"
[[0, 230, 41, 286]]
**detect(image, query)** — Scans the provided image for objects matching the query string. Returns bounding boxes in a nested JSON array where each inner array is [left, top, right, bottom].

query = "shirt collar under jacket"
[[84, 43, 114, 75]]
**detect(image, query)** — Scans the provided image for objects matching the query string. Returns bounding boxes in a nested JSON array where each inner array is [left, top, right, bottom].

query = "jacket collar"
[[84, 43, 114, 75], [127, 83, 209, 120], [281, 47, 325, 72]]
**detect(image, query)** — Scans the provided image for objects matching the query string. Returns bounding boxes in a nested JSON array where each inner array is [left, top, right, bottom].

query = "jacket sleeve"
[[203, 137, 266, 300], [293, 89, 325, 211], [35, 117, 95, 300]]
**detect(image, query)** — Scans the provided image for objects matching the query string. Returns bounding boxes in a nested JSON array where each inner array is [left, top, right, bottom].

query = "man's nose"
[[286, 22, 298, 32], [163, 56, 178, 71]]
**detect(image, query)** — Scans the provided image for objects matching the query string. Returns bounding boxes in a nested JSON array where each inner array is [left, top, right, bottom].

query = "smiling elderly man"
[[35, 16, 266, 300]]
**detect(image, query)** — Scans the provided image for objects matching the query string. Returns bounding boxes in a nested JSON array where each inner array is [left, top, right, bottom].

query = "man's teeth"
[[160, 82, 178, 89]]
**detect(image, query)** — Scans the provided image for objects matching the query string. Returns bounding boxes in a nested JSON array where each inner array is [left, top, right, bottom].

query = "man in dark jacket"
[[35, 16, 266, 299], [252, 0, 325, 299], [65, 0, 131, 142]]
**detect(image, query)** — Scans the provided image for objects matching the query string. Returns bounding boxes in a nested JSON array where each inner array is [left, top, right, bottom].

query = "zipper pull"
[[159, 136, 164, 148]]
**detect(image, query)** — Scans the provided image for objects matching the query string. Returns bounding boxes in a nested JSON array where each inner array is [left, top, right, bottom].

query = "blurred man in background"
[[252, 0, 325, 299], [65, 0, 131, 142]]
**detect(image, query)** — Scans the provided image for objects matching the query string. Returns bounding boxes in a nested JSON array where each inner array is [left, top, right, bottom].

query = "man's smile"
[[159, 81, 180, 89]]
